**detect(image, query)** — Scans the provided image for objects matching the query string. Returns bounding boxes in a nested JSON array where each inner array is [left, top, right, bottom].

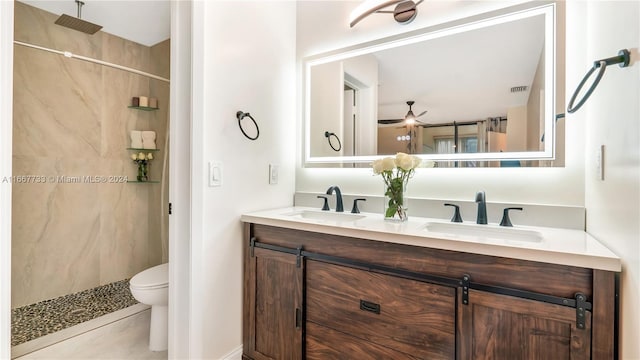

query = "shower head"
[[54, 0, 102, 35]]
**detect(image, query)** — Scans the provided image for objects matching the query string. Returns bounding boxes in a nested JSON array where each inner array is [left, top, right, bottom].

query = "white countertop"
[[241, 207, 621, 272]]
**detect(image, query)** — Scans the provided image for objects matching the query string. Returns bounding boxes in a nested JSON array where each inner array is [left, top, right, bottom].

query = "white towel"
[[130, 130, 143, 149], [142, 131, 157, 149]]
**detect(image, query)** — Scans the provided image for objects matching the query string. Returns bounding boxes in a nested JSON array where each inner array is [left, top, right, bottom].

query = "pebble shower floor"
[[11, 279, 138, 346]]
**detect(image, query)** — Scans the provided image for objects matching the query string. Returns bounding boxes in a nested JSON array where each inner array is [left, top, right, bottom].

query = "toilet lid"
[[130, 263, 168, 288]]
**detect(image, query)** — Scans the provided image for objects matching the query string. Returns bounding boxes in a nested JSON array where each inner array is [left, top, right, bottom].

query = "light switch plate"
[[209, 161, 222, 187], [269, 164, 279, 185]]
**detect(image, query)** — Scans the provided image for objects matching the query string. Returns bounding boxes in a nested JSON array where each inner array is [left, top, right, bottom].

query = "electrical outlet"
[[595, 145, 605, 181], [209, 161, 222, 187], [269, 164, 279, 185]]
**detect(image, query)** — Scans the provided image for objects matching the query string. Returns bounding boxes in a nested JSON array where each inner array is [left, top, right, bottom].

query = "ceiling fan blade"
[[378, 119, 404, 124], [416, 110, 428, 118], [415, 119, 433, 126]]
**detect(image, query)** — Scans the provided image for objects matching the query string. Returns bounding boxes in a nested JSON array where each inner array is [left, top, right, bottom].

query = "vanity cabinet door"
[[243, 247, 303, 360], [458, 289, 591, 360], [306, 260, 456, 359]]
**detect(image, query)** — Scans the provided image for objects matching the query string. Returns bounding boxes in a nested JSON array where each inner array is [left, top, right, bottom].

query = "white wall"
[[506, 105, 527, 152], [310, 61, 343, 157], [581, 2, 640, 359], [168, 1, 192, 357], [296, 1, 585, 206], [194, 1, 296, 358], [343, 55, 378, 156]]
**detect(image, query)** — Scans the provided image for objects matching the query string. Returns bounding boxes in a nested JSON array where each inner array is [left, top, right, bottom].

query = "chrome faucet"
[[326, 186, 344, 212], [475, 191, 487, 224]]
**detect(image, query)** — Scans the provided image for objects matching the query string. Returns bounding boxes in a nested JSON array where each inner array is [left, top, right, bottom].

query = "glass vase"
[[384, 181, 408, 222], [137, 162, 148, 182]]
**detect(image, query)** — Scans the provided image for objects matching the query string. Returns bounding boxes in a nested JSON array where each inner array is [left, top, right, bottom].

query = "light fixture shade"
[[349, 0, 405, 27], [404, 110, 416, 124]]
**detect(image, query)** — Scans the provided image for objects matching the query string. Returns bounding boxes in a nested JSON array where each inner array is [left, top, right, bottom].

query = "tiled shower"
[[11, 1, 169, 350]]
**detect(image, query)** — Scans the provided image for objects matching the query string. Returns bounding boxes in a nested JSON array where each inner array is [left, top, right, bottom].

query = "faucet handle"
[[351, 198, 366, 214], [317, 195, 330, 211], [500, 207, 523, 227], [444, 203, 463, 223]]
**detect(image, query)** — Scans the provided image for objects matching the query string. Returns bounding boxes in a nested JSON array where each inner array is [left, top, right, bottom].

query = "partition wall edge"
[[0, 1, 13, 358], [169, 0, 194, 358]]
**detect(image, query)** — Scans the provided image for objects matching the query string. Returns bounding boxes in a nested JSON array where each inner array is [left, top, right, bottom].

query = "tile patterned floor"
[[11, 279, 138, 346], [14, 308, 167, 360]]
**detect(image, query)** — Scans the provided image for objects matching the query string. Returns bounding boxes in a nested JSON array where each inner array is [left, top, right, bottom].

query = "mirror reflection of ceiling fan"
[[378, 101, 430, 126]]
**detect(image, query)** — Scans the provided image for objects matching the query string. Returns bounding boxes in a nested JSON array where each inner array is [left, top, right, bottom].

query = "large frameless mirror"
[[304, 3, 563, 167]]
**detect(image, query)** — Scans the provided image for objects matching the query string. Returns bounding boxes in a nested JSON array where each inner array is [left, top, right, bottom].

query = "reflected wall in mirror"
[[304, 3, 565, 167]]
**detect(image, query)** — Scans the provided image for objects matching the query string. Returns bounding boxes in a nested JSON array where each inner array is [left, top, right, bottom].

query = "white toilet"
[[129, 263, 169, 351]]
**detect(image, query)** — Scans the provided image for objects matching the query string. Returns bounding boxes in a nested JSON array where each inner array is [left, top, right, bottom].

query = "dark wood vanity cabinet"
[[243, 245, 303, 360], [306, 260, 456, 359], [458, 289, 591, 359], [242, 223, 617, 360]]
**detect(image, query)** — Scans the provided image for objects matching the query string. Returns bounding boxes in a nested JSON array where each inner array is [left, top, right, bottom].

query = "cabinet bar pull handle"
[[360, 300, 381, 314], [295, 308, 302, 329]]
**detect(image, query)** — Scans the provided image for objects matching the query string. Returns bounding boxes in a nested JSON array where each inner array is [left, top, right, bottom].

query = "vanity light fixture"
[[349, 0, 424, 28]]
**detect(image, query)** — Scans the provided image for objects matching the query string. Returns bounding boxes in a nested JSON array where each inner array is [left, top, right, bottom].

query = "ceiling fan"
[[378, 101, 429, 126]]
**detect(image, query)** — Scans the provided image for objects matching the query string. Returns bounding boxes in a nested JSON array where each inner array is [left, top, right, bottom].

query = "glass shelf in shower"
[[127, 148, 160, 151], [128, 106, 158, 111], [127, 180, 160, 183]]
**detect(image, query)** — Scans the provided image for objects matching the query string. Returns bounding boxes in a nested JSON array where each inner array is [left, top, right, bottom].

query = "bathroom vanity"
[[241, 208, 620, 360]]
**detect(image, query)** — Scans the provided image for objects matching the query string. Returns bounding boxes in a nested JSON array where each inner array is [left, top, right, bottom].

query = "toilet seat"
[[130, 263, 168, 290]]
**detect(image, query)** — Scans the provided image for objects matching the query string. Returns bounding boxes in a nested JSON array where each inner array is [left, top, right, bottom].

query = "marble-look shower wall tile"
[[13, 46, 102, 158], [12, 156, 101, 308], [13, 1, 169, 309], [151, 40, 171, 80], [101, 66, 150, 159], [102, 33, 153, 78], [97, 159, 150, 285]]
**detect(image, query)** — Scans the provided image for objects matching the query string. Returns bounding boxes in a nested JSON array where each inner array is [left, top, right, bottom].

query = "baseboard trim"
[[222, 344, 243, 360]]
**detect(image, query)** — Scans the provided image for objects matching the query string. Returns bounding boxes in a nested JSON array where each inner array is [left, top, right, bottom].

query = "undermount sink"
[[424, 222, 543, 243], [283, 210, 366, 222]]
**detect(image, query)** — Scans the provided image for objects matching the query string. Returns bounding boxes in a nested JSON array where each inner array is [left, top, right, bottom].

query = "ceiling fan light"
[[405, 110, 416, 124]]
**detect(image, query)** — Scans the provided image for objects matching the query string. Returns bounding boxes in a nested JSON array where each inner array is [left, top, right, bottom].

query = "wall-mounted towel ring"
[[236, 111, 259, 140], [324, 131, 342, 152], [567, 49, 630, 114]]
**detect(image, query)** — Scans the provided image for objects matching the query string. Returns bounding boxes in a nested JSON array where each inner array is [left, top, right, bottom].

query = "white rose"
[[381, 157, 396, 171], [147, 153, 154, 160], [372, 159, 383, 175], [412, 156, 422, 168], [424, 160, 435, 168], [396, 152, 415, 171], [137, 152, 146, 160], [130, 153, 137, 161]]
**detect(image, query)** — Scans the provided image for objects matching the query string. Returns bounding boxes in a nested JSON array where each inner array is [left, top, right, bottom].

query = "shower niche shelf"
[[127, 180, 160, 184], [127, 148, 160, 151], [127, 148, 159, 184], [128, 106, 158, 111]]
